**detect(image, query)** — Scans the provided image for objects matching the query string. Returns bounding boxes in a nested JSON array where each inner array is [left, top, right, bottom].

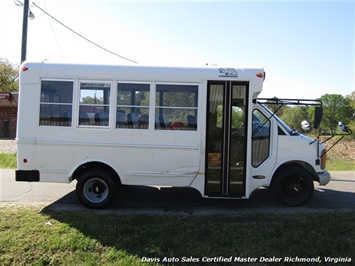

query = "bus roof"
[[21, 61, 265, 84]]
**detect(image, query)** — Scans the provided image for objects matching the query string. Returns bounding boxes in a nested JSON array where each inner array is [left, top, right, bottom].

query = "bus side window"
[[39, 80, 74, 127], [117, 83, 150, 129], [79, 82, 111, 127], [155, 84, 198, 131]]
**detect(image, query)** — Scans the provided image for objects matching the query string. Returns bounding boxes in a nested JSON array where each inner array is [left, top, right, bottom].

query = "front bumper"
[[317, 170, 331, 186]]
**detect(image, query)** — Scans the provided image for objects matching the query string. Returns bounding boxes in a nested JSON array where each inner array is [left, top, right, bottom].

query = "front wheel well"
[[271, 165, 315, 206], [72, 161, 121, 184], [271, 161, 318, 186]]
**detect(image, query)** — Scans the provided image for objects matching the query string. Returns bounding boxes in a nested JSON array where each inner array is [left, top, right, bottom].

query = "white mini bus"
[[16, 61, 330, 209]]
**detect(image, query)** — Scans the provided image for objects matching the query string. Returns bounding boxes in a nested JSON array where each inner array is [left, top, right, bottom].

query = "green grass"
[[0, 153, 16, 169], [0, 207, 354, 265], [326, 156, 355, 171]]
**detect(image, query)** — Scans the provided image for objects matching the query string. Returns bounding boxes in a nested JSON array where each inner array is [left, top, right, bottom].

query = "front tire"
[[76, 169, 118, 209], [273, 167, 314, 207]]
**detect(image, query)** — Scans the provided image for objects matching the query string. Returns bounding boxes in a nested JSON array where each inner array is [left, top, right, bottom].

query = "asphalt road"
[[1, 169, 354, 214]]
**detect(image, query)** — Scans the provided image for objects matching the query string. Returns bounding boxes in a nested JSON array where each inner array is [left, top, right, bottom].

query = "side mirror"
[[301, 120, 311, 131], [314, 106, 323, 129], [338, 121, 349, 133]]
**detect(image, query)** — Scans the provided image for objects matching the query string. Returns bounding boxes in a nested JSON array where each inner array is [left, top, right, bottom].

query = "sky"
[[0, 0, 354, 99]]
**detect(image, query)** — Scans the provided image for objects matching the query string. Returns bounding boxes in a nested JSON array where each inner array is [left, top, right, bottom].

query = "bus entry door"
[[205, 81, 248, 197]]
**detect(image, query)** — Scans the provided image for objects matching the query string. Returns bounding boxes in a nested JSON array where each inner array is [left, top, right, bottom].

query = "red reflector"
[[23, 159, 28, 163], [22, 66, 29, 71]]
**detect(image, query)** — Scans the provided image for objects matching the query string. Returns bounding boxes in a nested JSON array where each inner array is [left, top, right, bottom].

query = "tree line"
[[266, 94, 354, 135], [1, 57, 354, 135]]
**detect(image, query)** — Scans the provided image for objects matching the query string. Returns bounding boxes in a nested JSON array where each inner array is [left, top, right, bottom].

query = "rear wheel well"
[[72, 161, 120, 184], [73, 162, 121, 209]]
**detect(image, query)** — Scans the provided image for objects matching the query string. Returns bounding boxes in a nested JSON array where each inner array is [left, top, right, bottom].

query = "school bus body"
[[16, 62, 330, 208]]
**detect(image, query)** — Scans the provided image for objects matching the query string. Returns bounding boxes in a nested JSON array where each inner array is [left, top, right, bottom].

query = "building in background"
[[0, 92, 18, 139]]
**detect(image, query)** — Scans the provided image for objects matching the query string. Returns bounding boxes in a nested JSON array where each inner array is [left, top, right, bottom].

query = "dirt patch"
[[322, 138, 355, 160]]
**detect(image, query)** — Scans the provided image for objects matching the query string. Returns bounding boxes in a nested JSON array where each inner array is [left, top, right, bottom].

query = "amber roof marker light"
[[256, 72, 266, 80]]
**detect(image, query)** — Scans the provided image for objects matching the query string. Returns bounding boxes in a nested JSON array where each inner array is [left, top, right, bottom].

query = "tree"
[[265, 97, 286, 117], [280, 106, 309, 132], [320, 94, 354, 134], [347, 91, 355, 111], [0, 58, 19, 92]]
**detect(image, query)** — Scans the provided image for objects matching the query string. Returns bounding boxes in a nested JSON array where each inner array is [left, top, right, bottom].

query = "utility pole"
[[21, 0, 29, 63]]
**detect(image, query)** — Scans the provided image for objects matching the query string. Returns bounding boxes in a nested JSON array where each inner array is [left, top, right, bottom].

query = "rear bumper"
[[16, 170, 40, 182], [317, 170, 331, 186]]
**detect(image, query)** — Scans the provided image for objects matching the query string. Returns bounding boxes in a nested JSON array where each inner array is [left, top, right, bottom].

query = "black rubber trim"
[[16, 170, 40, 182]]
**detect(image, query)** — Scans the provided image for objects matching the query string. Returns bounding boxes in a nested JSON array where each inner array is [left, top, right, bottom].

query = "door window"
[[252, 109, 270, 167], [206, 81, 248, 196]]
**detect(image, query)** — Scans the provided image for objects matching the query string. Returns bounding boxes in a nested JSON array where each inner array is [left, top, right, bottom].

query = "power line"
[[43, 1, 66, 60], [32, 2, 138, 64], [14, 0, 23, 7]]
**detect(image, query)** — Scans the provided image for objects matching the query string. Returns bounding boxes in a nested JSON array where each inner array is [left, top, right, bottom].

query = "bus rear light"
[[23, 159, 28, 163], [22, 66, 29, 71]]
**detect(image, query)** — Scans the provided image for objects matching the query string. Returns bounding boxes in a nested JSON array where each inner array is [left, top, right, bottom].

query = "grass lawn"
[[0, 153, 16, 169], [0, 207, 354, 265], [326, 156, 355, 171]]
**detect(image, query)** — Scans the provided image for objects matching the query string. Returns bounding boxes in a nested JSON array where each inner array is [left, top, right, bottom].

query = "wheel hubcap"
[[283, 176, 307, 201], [288, 181, 303, 196], [92, 182, 106, 194], [83, 178, 109, 204]]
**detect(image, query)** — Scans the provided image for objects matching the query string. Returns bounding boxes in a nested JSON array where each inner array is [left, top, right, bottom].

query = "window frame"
[[78, 80, 112, 128], [155, 83, 199, 131], [252, 109, 271, 167], [116, 82, 151, 130], [39, 79, 75, 127]]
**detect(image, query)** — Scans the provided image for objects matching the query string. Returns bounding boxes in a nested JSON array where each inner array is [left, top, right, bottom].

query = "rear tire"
[[273, 167, 314, 207], [76, 169, 119, 209]]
